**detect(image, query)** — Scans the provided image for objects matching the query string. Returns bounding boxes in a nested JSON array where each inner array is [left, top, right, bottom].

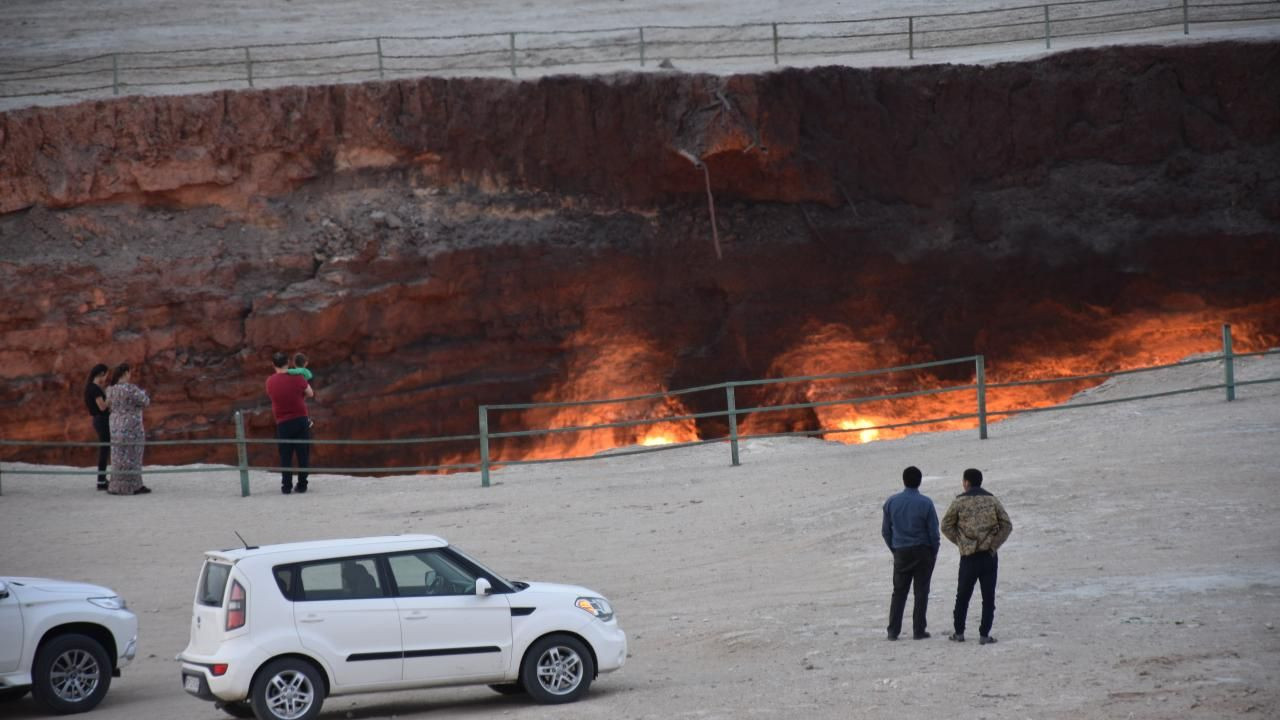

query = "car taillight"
[[226, 580, 246, 631], [211, 664, 229, 677]]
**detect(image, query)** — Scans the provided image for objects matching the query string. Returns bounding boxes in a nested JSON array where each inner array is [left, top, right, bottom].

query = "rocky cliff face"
[[2, 41, 1278, 470]]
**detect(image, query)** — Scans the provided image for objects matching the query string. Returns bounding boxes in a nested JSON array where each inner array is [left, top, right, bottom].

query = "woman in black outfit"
[[85, 363, 111, 490]]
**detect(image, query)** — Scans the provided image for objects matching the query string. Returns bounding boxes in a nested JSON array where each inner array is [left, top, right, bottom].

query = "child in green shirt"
[[287, 352, 313, 382], [287, 353, 315, 428]]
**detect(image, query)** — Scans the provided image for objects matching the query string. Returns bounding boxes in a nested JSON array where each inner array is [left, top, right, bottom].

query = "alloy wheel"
[[535, 645, 584, 695], [264, 669, 315, 720], [49, 649, 101, 703]]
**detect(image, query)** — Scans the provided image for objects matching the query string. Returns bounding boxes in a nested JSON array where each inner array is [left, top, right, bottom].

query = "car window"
[[273, 566, 295, 599], [198, 561, 232, 607], [387, 550, 478, 597], [297, 557, 383, 601]]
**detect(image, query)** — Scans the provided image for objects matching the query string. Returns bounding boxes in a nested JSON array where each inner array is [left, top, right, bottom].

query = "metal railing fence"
[[0, 324, 1276, 496], [1, 0, 1276, 108]]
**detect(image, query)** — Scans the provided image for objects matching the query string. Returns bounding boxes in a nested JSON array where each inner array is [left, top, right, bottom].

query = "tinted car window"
[[273, 566, 295, 599], [298, 557, 383, 601], [198, 561, 231, 607], [387, 550, 478, 597]]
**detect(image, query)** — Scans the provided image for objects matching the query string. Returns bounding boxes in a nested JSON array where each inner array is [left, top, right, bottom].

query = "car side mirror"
[[0, 580, 8, 599], [475, 578, 492, 596]]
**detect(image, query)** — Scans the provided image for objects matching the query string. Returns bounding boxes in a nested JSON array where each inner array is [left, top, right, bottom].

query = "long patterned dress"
[[106, 382, 150, 495]]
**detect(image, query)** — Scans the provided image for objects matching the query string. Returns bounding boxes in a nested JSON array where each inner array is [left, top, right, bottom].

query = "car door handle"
[[404, 615, 429, 621], [299, 618, 325, 624]]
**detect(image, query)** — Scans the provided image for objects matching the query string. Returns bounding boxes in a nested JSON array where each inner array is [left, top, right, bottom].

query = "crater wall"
[[2, 41, 1278, 468]]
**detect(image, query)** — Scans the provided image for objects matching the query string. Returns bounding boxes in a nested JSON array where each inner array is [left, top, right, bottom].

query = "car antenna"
[[234, 531, 259, 550]]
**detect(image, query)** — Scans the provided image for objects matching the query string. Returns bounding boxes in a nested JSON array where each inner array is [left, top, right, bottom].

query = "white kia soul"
[[177, 535, 626, 720]]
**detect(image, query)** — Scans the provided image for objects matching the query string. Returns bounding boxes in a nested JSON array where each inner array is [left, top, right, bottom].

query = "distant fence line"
[[1, 0, 1277, 108], [1, 324, 1277, 496]]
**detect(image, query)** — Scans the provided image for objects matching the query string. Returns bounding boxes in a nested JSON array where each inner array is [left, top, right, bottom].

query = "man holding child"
[[266, 351, 314, 494]]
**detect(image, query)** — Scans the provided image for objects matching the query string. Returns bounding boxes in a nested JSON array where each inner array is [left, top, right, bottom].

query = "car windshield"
[[448, 546, 514, 588]]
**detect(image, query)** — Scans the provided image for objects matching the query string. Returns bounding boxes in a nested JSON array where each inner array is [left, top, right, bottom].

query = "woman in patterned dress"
[[105, 363, 152, 495]]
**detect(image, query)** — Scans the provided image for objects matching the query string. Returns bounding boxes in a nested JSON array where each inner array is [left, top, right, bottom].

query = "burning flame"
[[505, 325, 698, 461], [837, 417, 883, 444], [639, 433, 677, 446], [740, 301, 1280, 446], [486, 297, 1280, 463]]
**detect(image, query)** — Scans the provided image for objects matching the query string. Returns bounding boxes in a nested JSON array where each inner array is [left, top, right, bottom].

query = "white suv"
[[0, 576, 138, 715], [178, 535, 626, 720]]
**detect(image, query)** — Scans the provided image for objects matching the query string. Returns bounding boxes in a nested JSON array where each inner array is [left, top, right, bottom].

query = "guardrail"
[[1, 324, 1276, 496], [1, 0, 1276, 108]]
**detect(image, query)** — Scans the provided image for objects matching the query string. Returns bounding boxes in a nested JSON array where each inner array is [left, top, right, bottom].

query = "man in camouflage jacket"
[[941, 468, 1013, 644]]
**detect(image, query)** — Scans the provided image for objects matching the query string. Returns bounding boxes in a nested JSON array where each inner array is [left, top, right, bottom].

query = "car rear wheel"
[[520, 634, 594, 704], [30, 633, 112, 715], [487, 682, 525, 695], [250, 659, 323, 720]]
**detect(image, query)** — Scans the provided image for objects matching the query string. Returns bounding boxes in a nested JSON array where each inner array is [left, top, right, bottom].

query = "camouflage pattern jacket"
[[941, 488, 1013, 556]]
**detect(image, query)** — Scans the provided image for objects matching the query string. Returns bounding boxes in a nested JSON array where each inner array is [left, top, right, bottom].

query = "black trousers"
[[954, 551, 999, 637], [275, 417, 311, 490], [92, 415, 111, 486], [888, 545, 937, 637]]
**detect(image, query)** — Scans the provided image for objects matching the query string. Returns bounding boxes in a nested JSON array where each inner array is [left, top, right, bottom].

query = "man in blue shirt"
[[881, 465, 940, 640]]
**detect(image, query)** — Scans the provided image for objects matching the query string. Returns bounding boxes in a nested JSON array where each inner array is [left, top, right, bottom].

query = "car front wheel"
[[520, 634, 594, 704], [250, 659, 323, 720], [30, 633, 112, 715]]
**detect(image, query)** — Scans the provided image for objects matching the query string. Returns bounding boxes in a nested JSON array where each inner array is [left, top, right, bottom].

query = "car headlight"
[[88, 596, 127, 610], [575, 597, 613, 622]]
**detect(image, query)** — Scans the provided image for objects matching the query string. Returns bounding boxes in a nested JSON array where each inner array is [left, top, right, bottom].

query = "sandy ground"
[[2, 1, 1278, 111], [0, 1, 1185, 57], [1, 353, 1278, 719]]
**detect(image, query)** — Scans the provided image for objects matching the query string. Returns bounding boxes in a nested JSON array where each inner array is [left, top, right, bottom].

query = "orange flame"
[[487, 298, 1280, 462], [837, 417, 883, 444], [507, 325, 698, 461], [741, 301, 1280, 446]]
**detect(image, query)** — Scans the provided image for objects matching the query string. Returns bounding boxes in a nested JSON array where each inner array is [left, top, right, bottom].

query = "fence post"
[[111, 54, 120, 95], [234, 410, 251, 497], [639, 27, 646, 67], [726, 385, 741, 467], [376, 37, 385, 79], [244, 47, 254, 88], [478, 405, 491, 487], [772, 23, 779, 65], [1044, 5, 1052, 49], [976, 355, 988, 440], [1183, 0, 1190, 34], [908, 17, 914, 60], [508, 33, 517, 78], [1222, 324, 1236, 402]]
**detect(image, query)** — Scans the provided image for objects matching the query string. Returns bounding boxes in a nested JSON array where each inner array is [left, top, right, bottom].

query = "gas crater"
[[1, 40, 1278, 470]]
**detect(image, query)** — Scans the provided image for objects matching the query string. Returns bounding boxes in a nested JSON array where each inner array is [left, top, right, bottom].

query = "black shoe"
[[295, 483, 308, 494], [134, 486, 152, 495], [980, 635, 997, 645], [96, 483, 108, 491], [886, 633, 899, 641], [948, 632, 965, 642], [282, 486, 293, 495], [913, 632, 931, 640]]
